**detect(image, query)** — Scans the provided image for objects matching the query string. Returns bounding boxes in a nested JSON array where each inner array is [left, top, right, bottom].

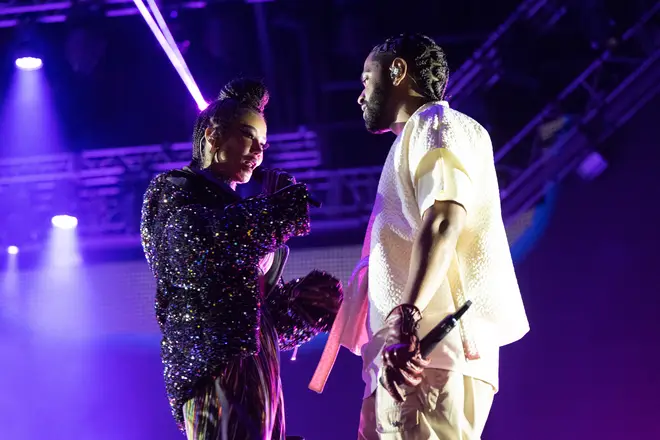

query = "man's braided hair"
[[191, 78, 269, 169], [372, 33, 449, 102]]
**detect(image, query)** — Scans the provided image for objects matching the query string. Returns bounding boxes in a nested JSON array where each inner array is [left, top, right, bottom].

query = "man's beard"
[[363, 83, 392, 134]]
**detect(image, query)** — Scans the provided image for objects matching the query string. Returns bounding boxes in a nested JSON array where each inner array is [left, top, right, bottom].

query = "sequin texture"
[[268, 269, 343, 351], [140, 169, 334, 430]]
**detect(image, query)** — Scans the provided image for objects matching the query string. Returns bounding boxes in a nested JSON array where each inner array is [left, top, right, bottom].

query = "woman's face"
[[208, 109, 268, 185]]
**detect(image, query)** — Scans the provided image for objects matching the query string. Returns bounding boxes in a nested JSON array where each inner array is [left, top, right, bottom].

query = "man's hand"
[[380, 304, 430, 402]]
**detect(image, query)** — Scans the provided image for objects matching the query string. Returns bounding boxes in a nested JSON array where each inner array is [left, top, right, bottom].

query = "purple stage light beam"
[[145, 0, 195, 84], [132, 0, 208, 110]]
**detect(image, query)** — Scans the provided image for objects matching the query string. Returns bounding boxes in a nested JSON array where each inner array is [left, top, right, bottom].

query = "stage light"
[[15, 57, 43, 71], [51, 215, 78, 230], [7, 246, 19, 255], [577, 151, 608, 181], [134, 0, 207, 110]]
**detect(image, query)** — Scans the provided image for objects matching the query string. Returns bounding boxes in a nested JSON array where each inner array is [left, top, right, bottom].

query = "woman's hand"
[[289, 270, 343, 329], [259, 168, 297, 195]]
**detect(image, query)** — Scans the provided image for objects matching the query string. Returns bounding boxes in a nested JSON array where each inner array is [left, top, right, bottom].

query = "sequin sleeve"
[[159, 181, 312, 358], [165, 183, 312, 272], [267, 270, 343, 351], [141, 173, 315, 430]]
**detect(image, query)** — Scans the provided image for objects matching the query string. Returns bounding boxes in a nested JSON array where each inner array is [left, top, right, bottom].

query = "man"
[[309, 34, 529, 439]]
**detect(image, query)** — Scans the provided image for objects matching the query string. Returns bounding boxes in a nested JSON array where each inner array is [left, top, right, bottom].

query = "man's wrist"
[[386, 303, 422, 320], [384, 304, 423, 338]]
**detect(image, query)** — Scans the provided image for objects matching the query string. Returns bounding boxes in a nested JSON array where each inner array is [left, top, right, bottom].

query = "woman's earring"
[[214, 149, 226, 164], [198, 138, 206, 162]]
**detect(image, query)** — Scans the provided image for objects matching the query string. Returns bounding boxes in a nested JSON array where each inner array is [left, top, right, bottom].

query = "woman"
[[141, 78, 343, 440]]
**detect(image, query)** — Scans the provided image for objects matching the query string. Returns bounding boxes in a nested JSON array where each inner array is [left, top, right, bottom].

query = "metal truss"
[[321, 0, 562, 104], [0, 0, 210, 28], [0, 0, 278, 27], [446, 0, 566, 108], [0, 128, 379, 250], [4, 0, 658, 251], [315, 0, 660, 235], [0, 127, 318, 183], [497, 1, 660, 221]]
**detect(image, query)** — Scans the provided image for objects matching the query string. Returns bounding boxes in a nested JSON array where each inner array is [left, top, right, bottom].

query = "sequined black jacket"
[[140, 168, 342, 427]]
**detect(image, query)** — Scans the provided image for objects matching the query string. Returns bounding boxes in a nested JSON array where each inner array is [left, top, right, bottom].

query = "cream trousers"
[[358, 369, 494, 440]]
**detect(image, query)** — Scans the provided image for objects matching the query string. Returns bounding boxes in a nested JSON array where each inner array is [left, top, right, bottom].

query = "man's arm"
[[400, 199, 466, 313], [380, 108, 475, 401], [379, 199, 467, 401]]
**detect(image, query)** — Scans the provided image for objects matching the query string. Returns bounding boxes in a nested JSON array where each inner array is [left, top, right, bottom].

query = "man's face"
[[358, 53, 394, 134]]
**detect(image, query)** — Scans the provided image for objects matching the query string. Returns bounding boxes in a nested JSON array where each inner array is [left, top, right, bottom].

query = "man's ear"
[[389, 57, 408, 86]]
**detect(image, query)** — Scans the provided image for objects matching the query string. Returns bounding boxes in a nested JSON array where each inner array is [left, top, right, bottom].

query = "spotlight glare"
[[198, 101, 209, 111], [15, 57, 43, 71], [7, 246, 19, 255], [51, 215, 78, 230]]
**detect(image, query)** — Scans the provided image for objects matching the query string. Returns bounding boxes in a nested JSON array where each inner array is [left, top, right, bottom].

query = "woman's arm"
[[143, 173, 312, 359], [267, 270, 343, 351]]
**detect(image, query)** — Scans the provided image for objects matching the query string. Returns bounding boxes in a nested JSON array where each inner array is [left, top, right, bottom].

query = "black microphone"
[[253, 167, 322, 208], [377, 300, 473, 401], [419, 300, 472, 358]]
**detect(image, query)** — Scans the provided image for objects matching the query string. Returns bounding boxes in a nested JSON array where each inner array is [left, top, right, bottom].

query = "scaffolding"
[[1, 0, 659, 251], [497, 1, 660, 220], [0, 129, 382, 250]]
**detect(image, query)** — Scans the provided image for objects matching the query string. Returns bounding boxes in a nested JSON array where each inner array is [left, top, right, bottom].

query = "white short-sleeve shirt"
[[360, 101, 529, 398]]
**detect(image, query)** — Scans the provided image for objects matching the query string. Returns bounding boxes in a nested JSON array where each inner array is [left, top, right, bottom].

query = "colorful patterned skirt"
[[182, 313, 284, 440]]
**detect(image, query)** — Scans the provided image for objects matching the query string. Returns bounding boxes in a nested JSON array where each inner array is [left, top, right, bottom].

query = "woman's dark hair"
[[191, 78, 270, 168], [371, 33, 449, 102]]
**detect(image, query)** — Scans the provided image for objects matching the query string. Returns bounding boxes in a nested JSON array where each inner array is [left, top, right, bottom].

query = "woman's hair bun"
[[217, 77, 269, 113]]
